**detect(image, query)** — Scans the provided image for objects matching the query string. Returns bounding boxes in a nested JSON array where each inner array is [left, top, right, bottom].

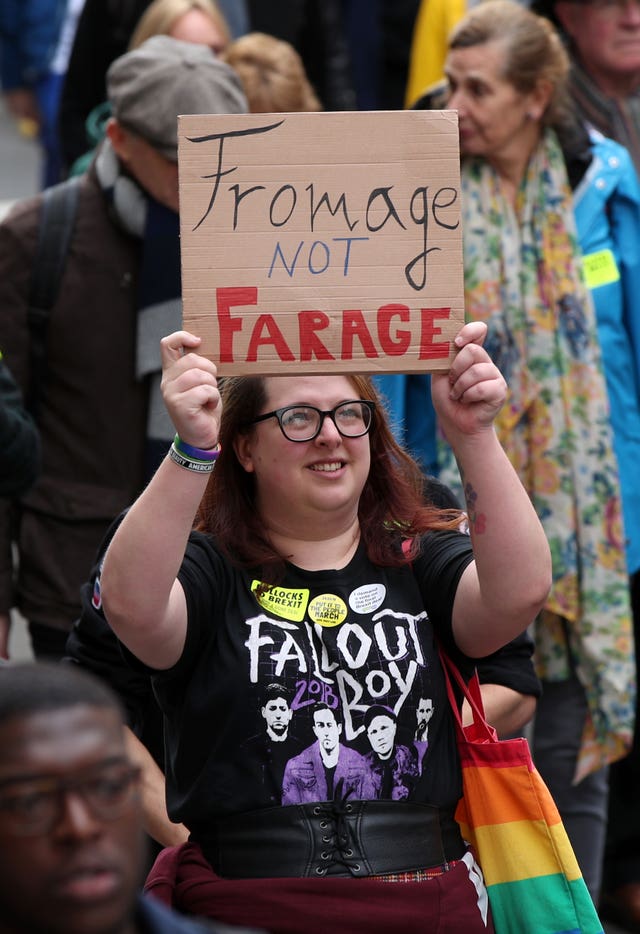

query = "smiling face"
[[0, 706, 144, 934], [233, 374, 371, 534], [445, 39, 546, 164], [555, 0, 640, 96]]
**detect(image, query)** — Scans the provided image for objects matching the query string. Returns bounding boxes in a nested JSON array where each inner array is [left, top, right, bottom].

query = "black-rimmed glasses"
[[0, 762, 141, 836], [247, 400, 376, 443]]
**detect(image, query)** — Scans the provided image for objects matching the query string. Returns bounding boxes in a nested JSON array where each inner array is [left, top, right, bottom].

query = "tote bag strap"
[[438, 645, 498, 744], [400, 536, 498, 743]]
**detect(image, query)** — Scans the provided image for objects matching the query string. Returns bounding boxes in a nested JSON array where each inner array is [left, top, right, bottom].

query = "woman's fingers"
[[453, 320, 488, 350], [159, 332, 222, 447], [449, 342, 505, 404], [160, 332, 219, 389], [160, 330, 202, 367], [432, 321, 506, 435]]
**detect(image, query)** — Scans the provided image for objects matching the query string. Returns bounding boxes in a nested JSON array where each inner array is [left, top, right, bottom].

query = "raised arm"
[[100, 331, 221, 670], [431, 321, 551, 657]]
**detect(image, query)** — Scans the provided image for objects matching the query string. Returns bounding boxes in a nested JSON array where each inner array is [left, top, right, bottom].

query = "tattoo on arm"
[[463, 481, 487, 534]]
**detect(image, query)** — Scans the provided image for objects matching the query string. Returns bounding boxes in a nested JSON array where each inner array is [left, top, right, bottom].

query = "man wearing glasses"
[[0, 662, 260, 934]]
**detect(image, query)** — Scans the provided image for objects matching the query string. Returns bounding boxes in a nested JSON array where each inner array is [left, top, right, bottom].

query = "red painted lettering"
[[341, 309, 378, 360], [246, 315, 295, 362], [419, 307, 451, 359], [298, 311, 335, 361], [216, 287, 256, 362], [377, 304, 411, 356]]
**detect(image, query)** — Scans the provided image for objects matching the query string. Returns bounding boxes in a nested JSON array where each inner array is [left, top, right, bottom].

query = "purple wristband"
[[173, 434, 221, 462]]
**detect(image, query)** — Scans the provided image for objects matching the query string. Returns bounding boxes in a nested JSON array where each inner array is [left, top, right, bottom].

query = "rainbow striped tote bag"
[[439, 650, 604, 934]]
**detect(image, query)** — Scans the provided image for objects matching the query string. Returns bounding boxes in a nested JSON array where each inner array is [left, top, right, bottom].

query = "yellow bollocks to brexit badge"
[[251, 581, 309, 622]]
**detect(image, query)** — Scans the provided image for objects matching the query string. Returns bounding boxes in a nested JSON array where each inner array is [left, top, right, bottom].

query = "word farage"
[[216, 287, 451, 363]]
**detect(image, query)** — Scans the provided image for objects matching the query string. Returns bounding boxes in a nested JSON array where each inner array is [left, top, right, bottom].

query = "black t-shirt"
[[147, 529, 474, 835]]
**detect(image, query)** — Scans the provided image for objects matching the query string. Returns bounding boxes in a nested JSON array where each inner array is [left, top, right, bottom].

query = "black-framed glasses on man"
[[0, 762, 141, 836], [247, 400, 376, 443]]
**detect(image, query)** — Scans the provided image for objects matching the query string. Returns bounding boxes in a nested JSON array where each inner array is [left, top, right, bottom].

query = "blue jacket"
[[0, 0, 66, 90], [573, 130, 640, 574]]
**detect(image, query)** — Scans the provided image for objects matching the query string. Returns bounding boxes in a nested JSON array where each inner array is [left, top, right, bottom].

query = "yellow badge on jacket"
[[582, 249, 620, 289]]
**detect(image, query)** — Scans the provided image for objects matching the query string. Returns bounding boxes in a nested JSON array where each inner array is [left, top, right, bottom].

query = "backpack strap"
[[27, 176, 81, 418]]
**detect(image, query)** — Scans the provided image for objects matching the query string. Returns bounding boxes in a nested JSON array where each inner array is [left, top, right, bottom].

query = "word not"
[[268, 237, 370, 278]]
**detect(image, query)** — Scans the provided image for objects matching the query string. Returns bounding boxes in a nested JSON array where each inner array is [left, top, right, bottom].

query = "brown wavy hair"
[[195, 374, 462, 573]]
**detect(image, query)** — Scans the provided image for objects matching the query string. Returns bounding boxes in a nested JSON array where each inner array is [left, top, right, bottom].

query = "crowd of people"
[[2, 1, 640, 932]]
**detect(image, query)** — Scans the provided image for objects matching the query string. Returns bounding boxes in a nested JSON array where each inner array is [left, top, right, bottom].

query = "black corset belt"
[[198, 799, 466, 879]]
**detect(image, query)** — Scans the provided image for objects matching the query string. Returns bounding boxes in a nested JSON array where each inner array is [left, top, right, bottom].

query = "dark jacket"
[[58, 0, 149, 169], [247, 0, 356, 111], [0, 354, 40, 497], [0, 164, 148, 630]]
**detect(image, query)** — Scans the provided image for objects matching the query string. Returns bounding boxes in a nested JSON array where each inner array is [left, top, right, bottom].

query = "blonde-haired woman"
[[129, 0, 230, 54]]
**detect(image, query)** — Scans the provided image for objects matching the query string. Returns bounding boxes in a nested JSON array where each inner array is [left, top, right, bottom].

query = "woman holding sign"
[[96, 319, 550, 933], [412, 0, 640, 904]]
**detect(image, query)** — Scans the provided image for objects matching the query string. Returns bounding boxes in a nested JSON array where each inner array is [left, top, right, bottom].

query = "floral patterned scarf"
[[439, 129, 634, 779]]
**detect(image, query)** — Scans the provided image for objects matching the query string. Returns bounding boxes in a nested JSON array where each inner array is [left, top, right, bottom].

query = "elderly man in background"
[[533, 0, 640, 171]]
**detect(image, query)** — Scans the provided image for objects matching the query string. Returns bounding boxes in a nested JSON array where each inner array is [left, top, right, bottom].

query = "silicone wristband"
[[173, 434, 221, 462], [169, 443, 216, 473]]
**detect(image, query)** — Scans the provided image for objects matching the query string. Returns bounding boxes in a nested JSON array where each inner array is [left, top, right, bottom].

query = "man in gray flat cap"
[[0, 37, 248, 662]]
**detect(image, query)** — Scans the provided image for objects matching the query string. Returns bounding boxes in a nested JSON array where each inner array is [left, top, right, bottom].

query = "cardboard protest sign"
[[178, 110, 463, 376]]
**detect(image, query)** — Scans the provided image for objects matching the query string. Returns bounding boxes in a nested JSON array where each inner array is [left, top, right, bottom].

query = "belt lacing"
[[312, 794, 361, 876]]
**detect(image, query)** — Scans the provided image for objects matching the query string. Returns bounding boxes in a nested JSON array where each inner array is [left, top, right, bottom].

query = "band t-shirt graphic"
[[148, 529, 474, 835]]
